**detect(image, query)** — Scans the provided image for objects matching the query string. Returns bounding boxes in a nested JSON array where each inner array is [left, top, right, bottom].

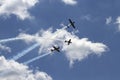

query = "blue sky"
[[0, 0, 120, 80]]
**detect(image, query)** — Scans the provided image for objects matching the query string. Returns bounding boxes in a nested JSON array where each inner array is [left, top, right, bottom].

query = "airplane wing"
[[71, 24, 75, 28], [69, 19, 72, 23], [56, 49, 60, 52]]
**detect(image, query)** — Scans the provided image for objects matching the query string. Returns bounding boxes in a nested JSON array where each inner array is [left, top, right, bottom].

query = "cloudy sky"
[[0, 0, 120, 80]]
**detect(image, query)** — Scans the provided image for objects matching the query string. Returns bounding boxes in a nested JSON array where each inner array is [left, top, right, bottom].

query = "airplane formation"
[[51, 19, 75, 52]]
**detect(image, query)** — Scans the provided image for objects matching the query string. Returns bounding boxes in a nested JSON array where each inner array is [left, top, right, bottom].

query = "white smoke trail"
[[17, 26, 107, 66], [0, 37, 21, 43], [12, 43, 40, 60], [23, 53, 51, 65]]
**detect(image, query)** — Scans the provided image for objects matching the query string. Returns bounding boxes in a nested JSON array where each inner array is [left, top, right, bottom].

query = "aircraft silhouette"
[[51, 46, 60, 52], [65, 39, 72, 45], [68, 19, 75, 29]]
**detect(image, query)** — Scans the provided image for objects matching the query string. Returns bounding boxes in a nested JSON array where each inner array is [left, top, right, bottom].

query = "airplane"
[[68, 19, 75, 29], [51, 46, 60, 52], [65, 39, 72, 45]]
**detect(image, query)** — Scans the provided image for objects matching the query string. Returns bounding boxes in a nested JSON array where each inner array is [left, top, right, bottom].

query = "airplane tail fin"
[[67, 26, 69, 28], [67, 23, 71, 28], [51, 49, 54, 52]]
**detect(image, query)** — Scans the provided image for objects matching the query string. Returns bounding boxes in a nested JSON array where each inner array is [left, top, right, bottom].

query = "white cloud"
[[62, 38, 107, 66], [18, 26, 108, 66], [0, 0, 38, 20], [81, 15, 91, 21], [0, 56, 52, 80], [0, 44, 11, 53], [115, 16, 120, 31], [106, 17, 112, 25], [62, 0, 77, 5]]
